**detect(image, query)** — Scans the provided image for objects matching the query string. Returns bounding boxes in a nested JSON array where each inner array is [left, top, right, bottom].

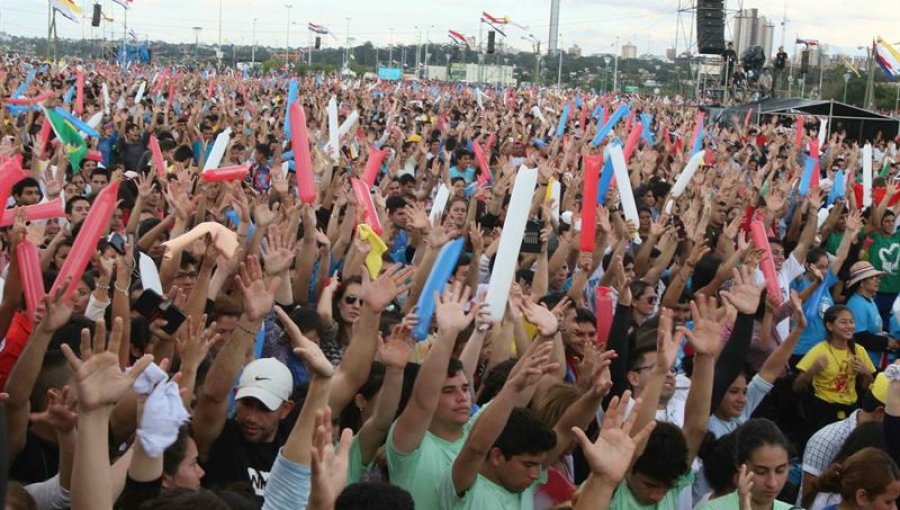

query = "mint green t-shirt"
[[437, 469, 548, 510], [696, 490, 794, 510], [346, 434, 368, 485], [386, 412, 480, 510], [608, 472, 694, 510]]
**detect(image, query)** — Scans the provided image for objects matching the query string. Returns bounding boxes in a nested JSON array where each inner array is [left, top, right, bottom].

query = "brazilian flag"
[[42, 107, 87, 172]]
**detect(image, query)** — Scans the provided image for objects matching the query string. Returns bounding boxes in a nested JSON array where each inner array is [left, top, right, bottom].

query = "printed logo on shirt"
[[247, 467, 270, 496]]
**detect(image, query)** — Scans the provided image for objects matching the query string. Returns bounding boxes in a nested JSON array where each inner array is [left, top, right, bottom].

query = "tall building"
[[568, 44, 582, 57], [666, 47, 676, 61], [732, 8, 776, 60], [621, 42, 637, 59]]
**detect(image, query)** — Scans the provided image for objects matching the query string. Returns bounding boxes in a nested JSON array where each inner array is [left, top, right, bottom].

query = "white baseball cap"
[[235, 358, 293, 411]]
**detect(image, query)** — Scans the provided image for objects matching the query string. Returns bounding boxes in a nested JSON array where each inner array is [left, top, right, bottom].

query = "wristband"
[[236, 321, 260, 336], [886, 364, 900, 382]]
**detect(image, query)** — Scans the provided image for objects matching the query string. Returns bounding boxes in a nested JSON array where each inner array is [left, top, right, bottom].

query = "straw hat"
[[846, 261, 884, 288]]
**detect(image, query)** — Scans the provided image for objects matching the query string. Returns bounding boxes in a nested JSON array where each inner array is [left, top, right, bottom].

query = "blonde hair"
[[529, 383, 580, 429]]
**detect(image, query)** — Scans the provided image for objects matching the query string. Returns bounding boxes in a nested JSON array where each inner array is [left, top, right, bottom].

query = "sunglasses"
[[344, 294, 364, 306], [643, 295, 658, 305]]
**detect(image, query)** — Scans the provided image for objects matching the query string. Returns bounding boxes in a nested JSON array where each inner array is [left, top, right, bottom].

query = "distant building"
[[666, 47, 676, 61], [568, 43, 582, 57], [621, 42, 637, 59], [733, 8, 775, 59]]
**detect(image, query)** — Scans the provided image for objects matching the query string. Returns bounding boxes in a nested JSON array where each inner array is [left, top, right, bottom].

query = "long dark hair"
[[333, 275, 362, 342], [823, 304, 857, 353]]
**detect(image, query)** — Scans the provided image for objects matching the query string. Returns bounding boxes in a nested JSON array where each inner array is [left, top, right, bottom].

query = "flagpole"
[[817, 45, 824, 100], [788, 35, 796, 97]]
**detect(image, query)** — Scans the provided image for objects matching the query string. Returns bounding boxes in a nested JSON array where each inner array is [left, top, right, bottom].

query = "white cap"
[[235, 358, 293, 411]]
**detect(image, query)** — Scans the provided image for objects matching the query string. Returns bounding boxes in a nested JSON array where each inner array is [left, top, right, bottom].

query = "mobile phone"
[[133, 289, 187, 335], [521, 220, 543, 253], [108, 233, 126, 255]]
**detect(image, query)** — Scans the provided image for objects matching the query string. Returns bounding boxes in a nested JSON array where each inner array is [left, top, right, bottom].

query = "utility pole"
[[864, 44, 875, 109], [217, 0, 222, 52], [251, 18, 257, 66], [414, 26, 421, 78], [344, 17, 351, 70], [285, 4, 292, 63], [389, 28, 394, 66], [192, 26, 202, 60], [613, 36, 620, 94]]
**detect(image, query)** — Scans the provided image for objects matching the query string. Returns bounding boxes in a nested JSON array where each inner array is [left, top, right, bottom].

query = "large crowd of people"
[[0, 54, 897, 510]]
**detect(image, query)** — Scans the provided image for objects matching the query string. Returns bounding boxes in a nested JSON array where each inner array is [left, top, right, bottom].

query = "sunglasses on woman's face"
[[344, 294, 363, 306]]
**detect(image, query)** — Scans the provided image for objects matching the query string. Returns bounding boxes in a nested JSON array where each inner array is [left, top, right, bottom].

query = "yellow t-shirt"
[[797, 341, 875, 405]]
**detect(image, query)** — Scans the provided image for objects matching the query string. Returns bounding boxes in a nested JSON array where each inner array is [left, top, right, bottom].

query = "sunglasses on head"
[[344, 294, 363, 306]]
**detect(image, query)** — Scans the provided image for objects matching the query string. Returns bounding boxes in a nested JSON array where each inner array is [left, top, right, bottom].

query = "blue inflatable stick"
[[412, 237, 465, 341], [555, 103, 570, 138], [52, 107, 99, 138], [591, 104, 630, 146]]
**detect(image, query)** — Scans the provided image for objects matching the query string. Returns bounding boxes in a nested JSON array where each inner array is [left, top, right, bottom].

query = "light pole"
[[192, 26, 202, 60], [251, 18, 257, 66], [388, 28, 394, 66], [414, 26, 421, 79], [603, 55, 612, 92], [613, 36, 620, 94], [285, 4, 292, 62], [344, 17, 351, 70], [843, 71, 851, 103], [445, 53, 450, 80], [556, 33, 563, 88]]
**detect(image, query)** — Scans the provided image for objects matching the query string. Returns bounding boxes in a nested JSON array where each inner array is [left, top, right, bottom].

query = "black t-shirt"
[[9, 429, 59, 485], [200, 418, 288, 499], [775, 51, 788, 70], [722, 49, 737, 64], [117, 131, 151, 172]]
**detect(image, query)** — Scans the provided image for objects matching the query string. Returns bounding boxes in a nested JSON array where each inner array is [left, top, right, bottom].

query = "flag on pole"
[[795, 38, 818, 47], [874, 37, 900, 81], [481, 12, 508, 25], [49, 0, 82, 22], [128, 28, 138, 42], [448, 30, 467, 46], [308, 23, 328, 35], [842, 57, 861, 78], [112, 0, 131, 9], [42, 107, 87, 171]]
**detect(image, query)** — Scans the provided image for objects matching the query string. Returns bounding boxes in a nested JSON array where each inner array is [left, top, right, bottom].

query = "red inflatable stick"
[[75, 72, 84, 117], [622, 122, 643, 162], [200, 165, 250, 182], [362, 146, 388, 187], [472, 141, 491, 185], [50, 181, 120, 301], [289, 102, 316, 203], [0, 157, 28, 207], [351, 177, 382, 235], [595, 286, 614, 347], [16, 240, 44, 319], [148, 135, 167, 178], [579, 154, 603, 252], [751, 219, 782, 306], [0, 198, 65, 227], [38, 117, 52, 158], [4, 91, 55, 105], [794, 115, 804, 149], [744, 108, 753, 127], [207, 76, 216, 98]]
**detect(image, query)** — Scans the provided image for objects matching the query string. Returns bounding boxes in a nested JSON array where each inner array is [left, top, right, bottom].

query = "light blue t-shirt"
[[846, 292, 884, 366], [792, 270, 837, 355], [450, 165, 476, 184]]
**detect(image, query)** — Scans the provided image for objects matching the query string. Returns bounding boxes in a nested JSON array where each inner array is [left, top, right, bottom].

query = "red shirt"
[[0, 311, 33, 390]]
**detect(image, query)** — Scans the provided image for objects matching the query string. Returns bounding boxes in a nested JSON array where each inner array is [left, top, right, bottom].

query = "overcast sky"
[[3, 0, 898, 58]]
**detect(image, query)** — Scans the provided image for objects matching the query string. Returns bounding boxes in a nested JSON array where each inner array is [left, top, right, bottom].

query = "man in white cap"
[[196, 356, 295, 497]]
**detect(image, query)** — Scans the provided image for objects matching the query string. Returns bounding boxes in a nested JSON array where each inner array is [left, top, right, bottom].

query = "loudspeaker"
[[696, 0, 724, 54], [91, 4, 101, 27], [487, 31, 496, 54], [314, 37, 321, 50], [800, 50, 810, 74]]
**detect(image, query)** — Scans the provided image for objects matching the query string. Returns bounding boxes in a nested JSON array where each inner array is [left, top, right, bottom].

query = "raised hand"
[[379, 324, 414, 370], [175, 314, 220, 370], [61, 318, 154, 413], [434, 280, 474, 334], [308, 407, 353, 510], [29, 386, 77, 434], [572, 390, 657, 484], [235, 255, 282, 322], [678, 294, 724, 357], [262, 224, 296, 276], [275, 306, 334, 378], [507, 342, 557, 392], [361, 263, 415, 313], [36, 278, 74, 334], [656, 308, 682, 372], [519, 300, 560, 337], [720, 265, 764, 314]]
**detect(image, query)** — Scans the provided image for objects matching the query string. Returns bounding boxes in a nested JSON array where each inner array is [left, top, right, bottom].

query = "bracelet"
[[886, 364, 900, 382], [114, 283, 130, 295], [96, 284, 111, 291], [235, 321, 260, 336]]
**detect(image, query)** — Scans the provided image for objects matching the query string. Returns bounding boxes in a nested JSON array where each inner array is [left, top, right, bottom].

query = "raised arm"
[[391, 282, 474, 454], [192, 256, 280, 461]]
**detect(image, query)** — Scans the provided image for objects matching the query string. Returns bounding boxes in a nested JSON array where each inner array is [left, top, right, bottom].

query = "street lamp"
[[251, 18, 257, 66], [285, 4, 293, 62], [843, 72, 851, 103], [192, 26, 202, 59], [603, 55, 612, 92]]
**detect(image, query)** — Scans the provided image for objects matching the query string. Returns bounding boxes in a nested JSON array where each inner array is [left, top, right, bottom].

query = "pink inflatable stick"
[[362, 146, 388, 186], [149, 135, 167, 178], [16, 240, 44, 319], [351, 177, 382, 235], [751, 219, 782, 306], [200, 165, 250, 182], [579, 154, 603, 252], [289, 102, 316, 203], [0, 198, 65, 227]]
